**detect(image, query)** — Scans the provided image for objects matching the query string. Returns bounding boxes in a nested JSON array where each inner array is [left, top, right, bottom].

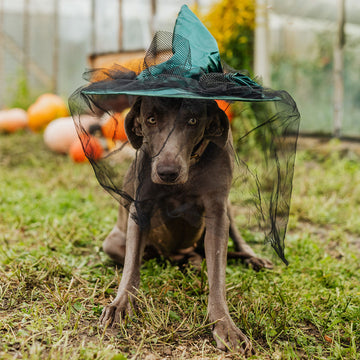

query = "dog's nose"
[[157, 165, 180, 183]]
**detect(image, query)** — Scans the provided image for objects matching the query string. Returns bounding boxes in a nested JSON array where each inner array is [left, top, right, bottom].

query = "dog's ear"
[[205, 102, 230, 148], [125, 97, 143, 149]]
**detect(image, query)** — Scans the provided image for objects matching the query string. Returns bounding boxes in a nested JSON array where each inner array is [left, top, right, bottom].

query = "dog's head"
[[124, 96, 229, 185]]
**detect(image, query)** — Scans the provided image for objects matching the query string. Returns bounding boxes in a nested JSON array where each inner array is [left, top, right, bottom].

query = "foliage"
[[196, 0, 255, 71], [4, 70, 38, 110], [1, 131, 360, 359]]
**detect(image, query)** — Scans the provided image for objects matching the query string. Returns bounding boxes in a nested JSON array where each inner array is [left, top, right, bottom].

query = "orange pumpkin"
[[0, 108, 28, 132], [215, 100, 234, 122], [69, 135, 103, 163], [28, 93, 69, 132], [101, 112, 128, 142]]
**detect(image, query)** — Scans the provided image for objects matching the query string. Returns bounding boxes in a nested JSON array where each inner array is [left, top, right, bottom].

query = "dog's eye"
[[187, 118, 198, 126], [146, 116, 157, 126]]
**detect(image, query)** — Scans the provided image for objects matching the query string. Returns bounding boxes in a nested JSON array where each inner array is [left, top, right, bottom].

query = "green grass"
[[1, 131, 360, 359]]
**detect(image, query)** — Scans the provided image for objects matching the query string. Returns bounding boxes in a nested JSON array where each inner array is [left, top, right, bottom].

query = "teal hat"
[[80, 5, 277, 102]]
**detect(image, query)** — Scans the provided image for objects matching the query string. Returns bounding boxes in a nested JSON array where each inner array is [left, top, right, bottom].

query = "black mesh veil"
[[231, 93, 299, 264], [69, 6, 300, 264]]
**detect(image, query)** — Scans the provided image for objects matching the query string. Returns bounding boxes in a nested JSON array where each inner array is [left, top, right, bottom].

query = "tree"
[[198, 0, 255, 72]]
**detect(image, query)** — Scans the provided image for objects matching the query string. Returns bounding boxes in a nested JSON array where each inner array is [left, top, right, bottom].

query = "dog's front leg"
[[204, 198, 254, 355], [100, 204, 145, 327]]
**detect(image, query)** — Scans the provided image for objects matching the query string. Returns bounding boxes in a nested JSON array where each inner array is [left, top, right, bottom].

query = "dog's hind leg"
[[102, 206, 128, 265], [227, 203, 273, 270], [102, 225, 126, 265]]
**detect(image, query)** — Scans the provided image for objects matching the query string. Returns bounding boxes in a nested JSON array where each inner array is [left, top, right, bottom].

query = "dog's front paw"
[[245, 256, 273, 271], [100, 296, 134, 327], [212, 318, 255, 355]]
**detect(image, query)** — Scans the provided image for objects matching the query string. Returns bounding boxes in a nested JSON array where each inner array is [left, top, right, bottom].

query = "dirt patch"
[[297, 136, 360, 157]]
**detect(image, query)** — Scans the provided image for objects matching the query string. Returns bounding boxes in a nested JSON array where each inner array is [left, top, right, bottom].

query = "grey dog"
[[99, 96, 272, 355]]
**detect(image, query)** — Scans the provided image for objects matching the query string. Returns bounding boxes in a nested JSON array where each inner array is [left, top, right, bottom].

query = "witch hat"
[[79, 5, 278, 102]]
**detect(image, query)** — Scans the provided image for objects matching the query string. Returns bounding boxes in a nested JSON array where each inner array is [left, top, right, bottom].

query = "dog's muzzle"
[[156, 164, 181, 184]]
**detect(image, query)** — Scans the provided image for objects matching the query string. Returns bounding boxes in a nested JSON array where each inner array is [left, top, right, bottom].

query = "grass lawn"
[[1, 131, 359, 359]]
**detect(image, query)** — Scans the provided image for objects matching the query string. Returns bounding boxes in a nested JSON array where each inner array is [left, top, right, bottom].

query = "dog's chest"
[[161, 195, 204, 224], [147, 194, 205, 254]]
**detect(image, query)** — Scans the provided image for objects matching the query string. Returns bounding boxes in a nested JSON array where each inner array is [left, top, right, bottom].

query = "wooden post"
[[53, 0, 59, 93], [91, 0, 96, 53], [118, 0, 123, 50], [23, 0, 30, 82], [254, 0, 270, 85], [150, 0, 157, 37], [333, 0, 346, 138], [0, 0, 3, 107]]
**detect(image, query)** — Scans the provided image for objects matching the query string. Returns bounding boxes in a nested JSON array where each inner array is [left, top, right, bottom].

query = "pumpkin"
[[0, 108, 28, 132], [28, 93, 69, 132], [43, 117, 78, 154], [69, 135, 103, 163], [43, 115, 99, 154], [101, 112, 128, 142], [215, 100, 234, 122]]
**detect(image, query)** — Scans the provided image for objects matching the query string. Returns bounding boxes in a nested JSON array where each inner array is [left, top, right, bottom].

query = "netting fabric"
[[69, 5, 300, 264]]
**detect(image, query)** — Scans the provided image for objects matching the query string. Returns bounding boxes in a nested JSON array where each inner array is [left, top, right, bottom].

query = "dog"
[[99, 96, 272, 355]]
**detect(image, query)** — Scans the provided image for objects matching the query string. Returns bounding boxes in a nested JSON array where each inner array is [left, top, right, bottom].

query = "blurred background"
[[0, 0, 359, 137]]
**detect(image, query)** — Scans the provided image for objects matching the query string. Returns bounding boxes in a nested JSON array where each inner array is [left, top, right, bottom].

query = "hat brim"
[[80, 67, 281, 102], [82, 87, 281, 102]]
